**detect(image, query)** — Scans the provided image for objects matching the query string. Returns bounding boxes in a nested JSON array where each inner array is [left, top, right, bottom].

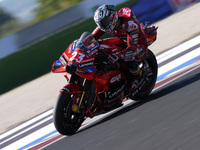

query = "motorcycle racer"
[[52, 5, 158, 134], [85, 5, 148, 93]]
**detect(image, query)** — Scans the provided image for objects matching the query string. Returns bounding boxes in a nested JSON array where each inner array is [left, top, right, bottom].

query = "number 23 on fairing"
[[69, 52, 85, 63]]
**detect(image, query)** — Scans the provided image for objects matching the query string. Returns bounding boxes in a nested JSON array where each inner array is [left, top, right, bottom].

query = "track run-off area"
[[1, 35, 200, 150]]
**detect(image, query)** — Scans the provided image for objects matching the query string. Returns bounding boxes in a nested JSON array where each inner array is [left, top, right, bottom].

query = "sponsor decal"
[[108, 85, 124, 99], [68, 45, 72, 53], [122, 8, 130, 14], [127, 20, 138, 32], [83, 67, 95, 72], [106, 94, 121, 104], [131, 31, 138, 34], [88, 49, 98, 56], [131, 80, 145, 96], [79, 61, 94, 68], [110, 74, 121, 83], [59, 55, 68, 65], [86, 50, 90, 54], [85, 44, 100, 54], [63, 53, 69, 60], [82, 58, 94, 63], [134, 38, 138, 44], [90, 44, 100, 51], [137, 47, 143, 55], [132, 34, 138, 38]]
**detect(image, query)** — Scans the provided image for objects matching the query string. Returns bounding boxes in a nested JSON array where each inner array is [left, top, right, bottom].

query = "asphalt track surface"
[[43, 67, 200, 149]]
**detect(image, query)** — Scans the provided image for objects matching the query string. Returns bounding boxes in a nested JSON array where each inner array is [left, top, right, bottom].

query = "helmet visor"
[[100, 16, 112, 29]]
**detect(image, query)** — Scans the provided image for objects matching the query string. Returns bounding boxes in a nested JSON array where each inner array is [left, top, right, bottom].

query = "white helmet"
[[94, 5, 118, 33]]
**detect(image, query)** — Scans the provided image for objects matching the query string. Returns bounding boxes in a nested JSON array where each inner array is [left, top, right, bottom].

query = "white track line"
[[157, 35, 200, 63], [2, 124, 56, 150], [1, 109, 53, 139], [1, 115, 53, 145], [158, 48, 200, 76]]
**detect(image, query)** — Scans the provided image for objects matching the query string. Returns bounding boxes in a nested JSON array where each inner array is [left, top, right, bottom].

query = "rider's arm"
[[91, 27, 105, 40], [83, 27, 105, 45], [122, 19, 148, 61]]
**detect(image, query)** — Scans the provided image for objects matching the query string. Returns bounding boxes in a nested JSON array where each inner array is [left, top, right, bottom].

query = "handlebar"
[[95, 50, 118, 72]]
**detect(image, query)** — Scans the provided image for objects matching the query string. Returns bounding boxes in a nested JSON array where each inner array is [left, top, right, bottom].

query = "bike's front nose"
[[52, 59, 67, 73]]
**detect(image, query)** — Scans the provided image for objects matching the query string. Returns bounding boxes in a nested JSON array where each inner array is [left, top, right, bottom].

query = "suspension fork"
[[79, 91, 86, 107], [78, 79, 93, 108]]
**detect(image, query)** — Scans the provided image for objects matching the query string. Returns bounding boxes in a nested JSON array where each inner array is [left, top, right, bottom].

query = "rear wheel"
[[130, 49, 158, 100], [53, 93, 85, 135]]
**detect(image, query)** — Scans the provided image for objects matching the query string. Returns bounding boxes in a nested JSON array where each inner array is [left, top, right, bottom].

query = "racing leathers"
[[92, 8, 148, 92]]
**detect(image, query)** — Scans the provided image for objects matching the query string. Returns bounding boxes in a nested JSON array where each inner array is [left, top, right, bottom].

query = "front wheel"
[[130, 49, 158, 100], [53, 93, 85, 135]]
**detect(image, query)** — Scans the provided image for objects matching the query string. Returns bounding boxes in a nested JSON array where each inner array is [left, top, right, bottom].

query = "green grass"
[[0, 0, 138, 95]]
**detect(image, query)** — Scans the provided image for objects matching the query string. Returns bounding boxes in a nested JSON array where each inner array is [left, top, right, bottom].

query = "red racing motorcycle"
[[52, 22, 158, 135]]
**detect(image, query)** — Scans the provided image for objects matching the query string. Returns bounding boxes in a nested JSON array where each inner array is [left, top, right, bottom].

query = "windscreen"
[[76, 32, 91, 48]]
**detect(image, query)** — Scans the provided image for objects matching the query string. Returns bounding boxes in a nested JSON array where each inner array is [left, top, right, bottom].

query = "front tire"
[[53, 93, 85, 135]]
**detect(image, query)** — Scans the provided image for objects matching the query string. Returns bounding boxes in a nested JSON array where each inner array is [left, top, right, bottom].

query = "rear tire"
[[53, 93, 85, 135], [130, 49, 158, 100]]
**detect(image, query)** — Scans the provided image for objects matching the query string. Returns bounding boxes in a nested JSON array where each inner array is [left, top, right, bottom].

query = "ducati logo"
[[110, 74, 121, 83]]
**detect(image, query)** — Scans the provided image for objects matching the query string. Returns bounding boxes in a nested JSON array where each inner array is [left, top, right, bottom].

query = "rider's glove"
[[135, 46, 145, 61], [108, 52, 125, 64], [122, 47, 136, 62], [124, 51, 136, 61], [108, 53, 120, 64], [122, 46, 145, 62]]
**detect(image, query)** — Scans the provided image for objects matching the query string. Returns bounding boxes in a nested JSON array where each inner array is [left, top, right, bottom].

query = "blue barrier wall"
[[131, 0, 200, 23], [130, 0, 173, 23]]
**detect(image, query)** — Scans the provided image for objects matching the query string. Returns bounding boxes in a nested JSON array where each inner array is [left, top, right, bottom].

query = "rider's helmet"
[[94, 5, 118, 33]]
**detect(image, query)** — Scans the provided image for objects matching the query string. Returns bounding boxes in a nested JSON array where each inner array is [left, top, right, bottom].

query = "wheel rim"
[[62, 95, 82, 130]]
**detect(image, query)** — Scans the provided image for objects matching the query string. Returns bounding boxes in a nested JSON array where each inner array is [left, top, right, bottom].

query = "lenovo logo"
[[79, 62, 94, 68]]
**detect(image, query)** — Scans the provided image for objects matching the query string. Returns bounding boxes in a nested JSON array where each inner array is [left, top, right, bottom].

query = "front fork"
[[68, 74, 93, 114], [78, 78, 93, 107]]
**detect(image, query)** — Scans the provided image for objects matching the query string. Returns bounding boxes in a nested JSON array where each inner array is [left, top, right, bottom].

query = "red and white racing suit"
[[92, 8, 148, 90]]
